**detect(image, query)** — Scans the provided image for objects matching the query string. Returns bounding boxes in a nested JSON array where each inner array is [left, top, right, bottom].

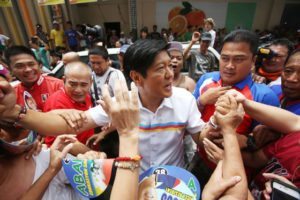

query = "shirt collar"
[[138, 92, 173, 112], [21, 75, 44, 90], [212, 73, 253, 89]]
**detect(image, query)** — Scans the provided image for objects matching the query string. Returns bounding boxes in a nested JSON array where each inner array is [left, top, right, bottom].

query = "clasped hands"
[[203, 90, 245, 164]]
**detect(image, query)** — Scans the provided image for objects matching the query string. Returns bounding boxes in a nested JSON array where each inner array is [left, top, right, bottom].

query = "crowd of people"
[[0, 16, 299, 200]]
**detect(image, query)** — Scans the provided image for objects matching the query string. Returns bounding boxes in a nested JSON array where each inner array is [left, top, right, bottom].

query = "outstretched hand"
[[99, 80, 139, 139], [49, 134, 77, 172], [262, 173, 296, 200]]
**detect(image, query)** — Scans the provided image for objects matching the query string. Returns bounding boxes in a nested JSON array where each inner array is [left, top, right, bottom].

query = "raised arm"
[[99, 81, 140, 200], [19, 135, 76, 200], [215, 95, 248, 200], [183, 31, 200, 60], [227, 90, 300, 134]]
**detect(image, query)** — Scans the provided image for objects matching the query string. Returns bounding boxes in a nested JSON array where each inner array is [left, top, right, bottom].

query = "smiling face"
[[220, 42, 255, 85], [281, 52, 300, 100], [9, 54, 41, 87], [136, 51, 174, 100]]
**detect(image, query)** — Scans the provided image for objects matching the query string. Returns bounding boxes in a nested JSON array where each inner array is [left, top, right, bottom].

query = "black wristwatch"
[[245, 135, 257, 151]]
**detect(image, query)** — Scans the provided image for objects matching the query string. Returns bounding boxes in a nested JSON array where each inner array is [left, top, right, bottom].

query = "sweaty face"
[[282, 53, 300, 100], [169, 50, 183, 77], [10, 54, 41, 87], [262, 45, 289, 73], [139, 51, 174, 99], [64, 70, 92, 103], [220, 42, 254, 86], [89, 54, 109, 76]]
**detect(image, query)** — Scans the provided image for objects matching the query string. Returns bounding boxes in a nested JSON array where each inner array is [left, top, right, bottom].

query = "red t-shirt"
[[14, 75, 63, 111], [251, 132, 300, 194], [43, 88, 94, 146]]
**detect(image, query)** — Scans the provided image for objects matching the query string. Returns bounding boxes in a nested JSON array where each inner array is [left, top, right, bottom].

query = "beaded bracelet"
[[115, 161, 140, 171], [115, 155, 142, 162]]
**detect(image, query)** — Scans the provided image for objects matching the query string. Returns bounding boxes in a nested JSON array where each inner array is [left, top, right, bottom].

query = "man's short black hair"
[[222, 29, 259, 55], [270, 38, 294, 56], [123, 39, 169, 80], [4, 45, 38, 65], [88, 46, 109, 60]]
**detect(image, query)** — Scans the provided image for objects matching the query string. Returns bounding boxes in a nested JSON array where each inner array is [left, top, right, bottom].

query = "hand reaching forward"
[[99, 80, 139, 139], [199, 86, 232, 106], [202, 160, 242, 200], [49, 135, 77, 173]]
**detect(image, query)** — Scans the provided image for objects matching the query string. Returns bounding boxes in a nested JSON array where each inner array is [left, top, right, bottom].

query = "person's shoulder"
[[185, 75, 195, 84], [251, 82, 279, 104], [44, 75, 63, 83], [44, 88, 63, 102], [252, 81, 275, 93], [172, 87, 195, 100], [109, 68, 125, 78]]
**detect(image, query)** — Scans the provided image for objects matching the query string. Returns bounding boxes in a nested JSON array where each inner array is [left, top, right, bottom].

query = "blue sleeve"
[[261, 89, 280, 107], [192, 74, 206, 100], [251, 86, 280, 129]]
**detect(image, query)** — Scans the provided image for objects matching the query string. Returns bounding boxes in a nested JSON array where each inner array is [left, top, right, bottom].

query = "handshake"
[[210, 90, 246, 132]]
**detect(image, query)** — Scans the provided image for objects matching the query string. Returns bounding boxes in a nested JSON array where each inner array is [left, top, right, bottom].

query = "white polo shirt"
[[88, 87, 204, 172]]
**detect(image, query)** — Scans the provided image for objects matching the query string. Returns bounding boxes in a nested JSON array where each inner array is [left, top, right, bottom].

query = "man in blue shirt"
[[64, 21, 79, 52]]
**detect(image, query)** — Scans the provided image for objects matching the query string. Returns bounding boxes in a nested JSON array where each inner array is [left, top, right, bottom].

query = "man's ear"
[[130, 71, 143, 86], [62, 76, 66, 83]]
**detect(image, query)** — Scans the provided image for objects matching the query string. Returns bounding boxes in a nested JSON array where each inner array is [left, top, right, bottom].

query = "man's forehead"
[[270, 44, 288, 53], [66, 77, 90, 84], [286, 54, 300, 66], [10, 54, 36, 64]]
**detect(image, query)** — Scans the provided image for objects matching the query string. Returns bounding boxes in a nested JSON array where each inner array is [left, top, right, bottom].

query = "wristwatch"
[[245, 135, 257, 151]]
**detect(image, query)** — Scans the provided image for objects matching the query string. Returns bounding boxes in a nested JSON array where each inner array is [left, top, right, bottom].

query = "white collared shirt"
[[88, 87, 204, 172]]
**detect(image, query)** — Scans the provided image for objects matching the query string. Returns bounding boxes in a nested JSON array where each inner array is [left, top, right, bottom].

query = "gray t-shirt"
[[190, 50, 217, 80], [91, 67, 125, 100]]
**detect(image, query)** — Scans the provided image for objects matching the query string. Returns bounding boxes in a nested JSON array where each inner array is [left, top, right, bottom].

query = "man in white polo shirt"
[[0, 39, 206, 172]]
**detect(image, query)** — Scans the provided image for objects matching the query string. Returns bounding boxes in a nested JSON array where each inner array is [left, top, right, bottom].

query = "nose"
[[74, 86, 83, 94], [165, 66, 174, 79], [225, 59, 235, 70], [24, 65, 33, 72]]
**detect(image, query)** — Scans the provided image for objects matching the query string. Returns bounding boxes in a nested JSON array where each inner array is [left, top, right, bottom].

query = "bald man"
[[62, 51, 80, 65], [43, 61, 94, 146]]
